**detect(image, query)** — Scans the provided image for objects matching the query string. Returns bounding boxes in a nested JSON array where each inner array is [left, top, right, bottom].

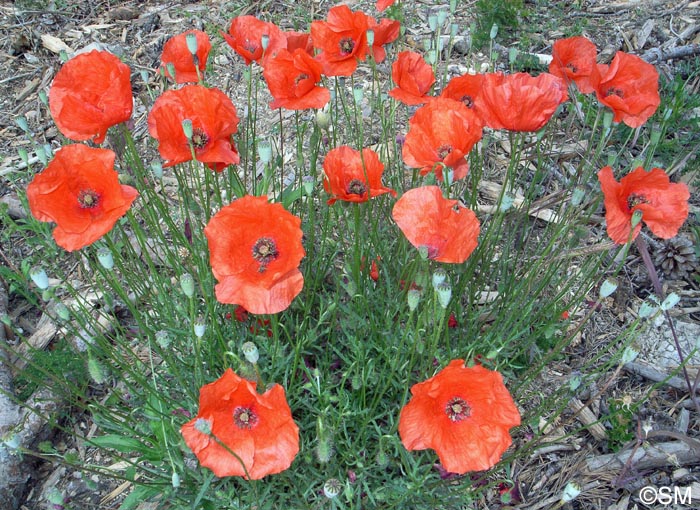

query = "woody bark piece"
[[585, 440, 700, 472], [569, 397, 608, 441], [11, 311, 58, 371], [623, 361, 700, 394]]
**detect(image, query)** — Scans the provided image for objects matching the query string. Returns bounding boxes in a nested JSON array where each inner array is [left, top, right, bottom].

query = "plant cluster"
[[1, 1, 693, 508]]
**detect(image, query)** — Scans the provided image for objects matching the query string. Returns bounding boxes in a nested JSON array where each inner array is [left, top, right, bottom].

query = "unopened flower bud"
[[599, 278, 618, 298], [418, 246, 430, 260], [323, 478, 343, 499], [435, 282, 452, 309], [15, 116, 29, 133], [571, 186, 586, 206], [30, 267, 49, 290], [603, 110, 614, 129], [353, 85, 364, 103], [182, 119, 193, 140], [185, 32, 198, 55], [450, 0, 457, 13], [437, 10, 448, 26], [261, 34, 270, 51], [490, 23, 499, 40], [428, 15, 438, 32], [302, 175, 315, 195], [171, 471, 181, 488], [257, 140, 272, 164], [560, 481, 581, 503], [194, 417, 212, 435], [88, 356, 107, 384], [166, 62, 176, 81], [315, 110, 330, 129], [366, 29, 375, 47], [155, 330, 171, 349], [180, 273, 195, 298], [97, 247, 114, 270], [407, 289, 421, 311], [150, 161, 163, 179], [241, 341, 259, 364], [55, 302, 70, 321], [18, 148, 29, 166], [36, 145, 48, 165], [38, 90, 48, 106]]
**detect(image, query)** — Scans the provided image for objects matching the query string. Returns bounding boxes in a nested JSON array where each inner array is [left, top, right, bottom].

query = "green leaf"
[[91, 434, 150, 454], [118, 485, 162, 510]]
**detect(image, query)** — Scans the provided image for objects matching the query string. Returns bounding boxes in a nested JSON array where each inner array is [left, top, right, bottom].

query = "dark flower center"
[[192, 128, 209, 150], [437, 144, 453, 160], [243, 39, 258, 54], [627, 193, 649, 210], [295, 73, 309, 85], [460, 95, 473, 108], [233, 406, 258, 429], [566, 63, 579, 74], [78, 189, 100, 209], [252, 237, 279, 272], [347, 179, 367, 196], [445, 397, 471, 422], [605, 87, 624, 98], [339, 37, 355, 56]]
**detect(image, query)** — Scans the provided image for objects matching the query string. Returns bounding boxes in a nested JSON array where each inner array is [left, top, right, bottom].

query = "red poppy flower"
[[392, 186, 480, 263], [49, 50, 132, 144], [476, 72, 568, 132], [26, 144, 138, 252], [284, 30, 314, 55], [310, 5, 371, 76], [440, 73, 484, 110], [148, 85, 239, 171], [181, 368, 299, 479], [160, 29, 211, 84], [322, 146, 396, 205], [597, 166, 689, 244], [368, 18, 400, 63], [204, 196, 305, 315], [262, 49, 330, 110], [595, 51, 660, 128], [223, 16, 287, 65], [376, 0, 396, 11], [549, 36, 600, 94], [389, 51, 435, 105], [398, 359, 521, 474], [402, 98, 483, 182]]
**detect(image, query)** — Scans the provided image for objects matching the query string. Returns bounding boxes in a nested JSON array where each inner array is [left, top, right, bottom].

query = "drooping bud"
[[30, 267, 49, 290], [185, 32, 198, 55]]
